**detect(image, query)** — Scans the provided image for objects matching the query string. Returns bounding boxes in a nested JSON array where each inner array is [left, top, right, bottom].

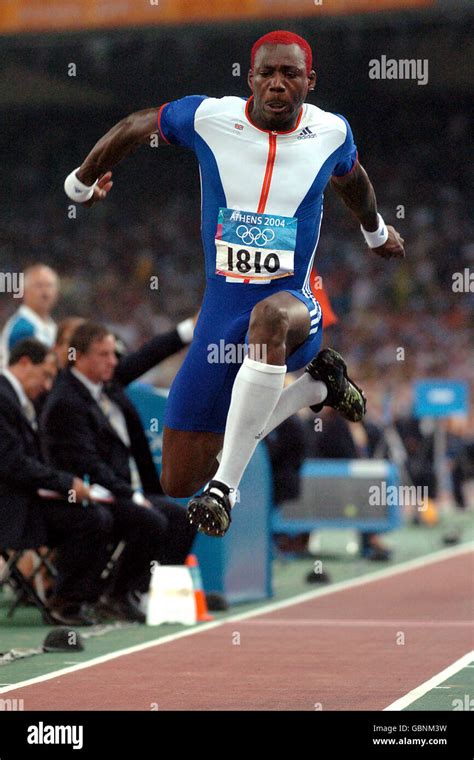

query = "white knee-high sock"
[[215, 372, 327, 466], [261, 372, 327, 438], [212, 356, 286, 501]]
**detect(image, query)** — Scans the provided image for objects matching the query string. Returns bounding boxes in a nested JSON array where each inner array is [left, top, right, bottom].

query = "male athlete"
[[64, 31, 405, 538]]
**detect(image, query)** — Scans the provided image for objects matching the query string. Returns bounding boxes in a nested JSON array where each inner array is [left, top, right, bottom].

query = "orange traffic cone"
[[418, 497, 439, 526], [185, 555, 213, 622]]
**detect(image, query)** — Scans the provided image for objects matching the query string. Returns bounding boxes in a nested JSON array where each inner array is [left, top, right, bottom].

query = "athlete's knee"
[[160, 469, 206, 499], [249, 300, 290, 346]]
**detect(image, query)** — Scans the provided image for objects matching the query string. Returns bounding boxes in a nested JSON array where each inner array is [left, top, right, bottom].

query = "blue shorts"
[[164, 282, 323, 434]]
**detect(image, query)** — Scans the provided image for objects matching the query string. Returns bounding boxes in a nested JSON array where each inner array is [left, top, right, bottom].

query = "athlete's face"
[[248, 43, 316, 131]]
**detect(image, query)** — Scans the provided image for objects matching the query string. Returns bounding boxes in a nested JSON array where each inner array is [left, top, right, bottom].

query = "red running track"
[[3, 551, 473, 710]]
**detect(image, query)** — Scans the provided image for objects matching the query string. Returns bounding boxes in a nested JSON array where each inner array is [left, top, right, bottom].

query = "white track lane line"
[[0, 540, 472, 695], [384, 650, 474, 710], [236, 619, 473, 627]]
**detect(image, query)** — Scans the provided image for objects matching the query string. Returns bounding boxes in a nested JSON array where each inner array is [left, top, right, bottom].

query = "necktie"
[[98, 390, 130, 445], [98, 390, 143, 491], [23, 399, 38, 431]]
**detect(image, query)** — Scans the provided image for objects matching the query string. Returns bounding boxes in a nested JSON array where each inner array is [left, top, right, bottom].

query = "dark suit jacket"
[[0, 376, 73, 549], [41, 329, 185, 499]]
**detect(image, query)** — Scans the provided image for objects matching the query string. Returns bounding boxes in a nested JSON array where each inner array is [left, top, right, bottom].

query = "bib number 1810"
[[227, 246, 280, 275]]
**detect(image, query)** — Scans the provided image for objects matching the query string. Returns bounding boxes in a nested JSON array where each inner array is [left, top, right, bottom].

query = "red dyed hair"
[[251, 30, 313, 75]]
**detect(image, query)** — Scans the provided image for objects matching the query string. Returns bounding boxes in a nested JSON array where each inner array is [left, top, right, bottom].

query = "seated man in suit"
[[42, 322, 196, 623], [0, 338, 113, 626]]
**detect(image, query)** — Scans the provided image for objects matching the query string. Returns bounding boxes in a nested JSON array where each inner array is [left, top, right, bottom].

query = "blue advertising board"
[[414, 380, 469, 419]]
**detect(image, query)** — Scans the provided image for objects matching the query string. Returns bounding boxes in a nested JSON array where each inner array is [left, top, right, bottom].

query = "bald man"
[[1, 264, 59, 367]]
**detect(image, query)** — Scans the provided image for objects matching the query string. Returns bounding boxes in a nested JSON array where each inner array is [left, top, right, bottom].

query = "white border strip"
[[0, 540, 472, 695], [384, 650, 474, 711]]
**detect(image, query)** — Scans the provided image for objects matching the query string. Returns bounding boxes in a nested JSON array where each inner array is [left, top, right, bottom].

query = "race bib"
[[215, 208, 297, 282]]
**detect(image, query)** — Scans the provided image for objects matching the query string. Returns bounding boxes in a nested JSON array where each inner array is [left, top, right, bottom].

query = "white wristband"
[[361, 213, 388, 248], [64, 167, 97, 202], [176, 317, 195, 344]]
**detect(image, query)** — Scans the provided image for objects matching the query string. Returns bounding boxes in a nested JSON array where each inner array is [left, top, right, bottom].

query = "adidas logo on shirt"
[[297, 126, 316, 140]]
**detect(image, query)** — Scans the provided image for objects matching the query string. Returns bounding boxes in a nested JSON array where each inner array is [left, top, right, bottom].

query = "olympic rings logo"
[[236, 225, 276, 247]]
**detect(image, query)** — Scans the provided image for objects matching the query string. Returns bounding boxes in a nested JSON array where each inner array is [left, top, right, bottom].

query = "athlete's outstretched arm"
[[331, 161, 405, 259], [69, 108, 160, 206]]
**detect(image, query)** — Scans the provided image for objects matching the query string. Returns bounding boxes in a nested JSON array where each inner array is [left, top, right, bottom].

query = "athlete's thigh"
[[246, 289, 312, 357], [283, 288, 323, 371], [164, 304, 249, 434]]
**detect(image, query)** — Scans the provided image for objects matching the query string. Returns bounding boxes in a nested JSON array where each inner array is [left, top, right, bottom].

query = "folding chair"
[[5, 547, 57, 617], [1, 540, 127, 626], [100, 540, 127, 585], [0, 548, 56, 625]]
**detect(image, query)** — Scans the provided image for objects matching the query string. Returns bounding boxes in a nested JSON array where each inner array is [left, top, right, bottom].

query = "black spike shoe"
[[187, 481, 233, 538], [305, 347, 367, 422]]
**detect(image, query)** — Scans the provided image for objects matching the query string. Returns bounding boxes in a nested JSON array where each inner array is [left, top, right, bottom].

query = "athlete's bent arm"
[[331, 161, 405, 259], [73, 108, 160, 206]]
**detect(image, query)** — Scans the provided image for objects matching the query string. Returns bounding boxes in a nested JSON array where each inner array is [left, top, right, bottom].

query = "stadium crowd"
[[1, 115, 472, 422]]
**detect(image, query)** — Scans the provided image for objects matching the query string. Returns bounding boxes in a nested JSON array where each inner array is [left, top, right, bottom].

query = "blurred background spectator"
[[1, 265, 59, 367]]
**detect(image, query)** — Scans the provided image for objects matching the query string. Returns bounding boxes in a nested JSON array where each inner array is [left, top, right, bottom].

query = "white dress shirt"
[[2, 368, 38, 429]]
